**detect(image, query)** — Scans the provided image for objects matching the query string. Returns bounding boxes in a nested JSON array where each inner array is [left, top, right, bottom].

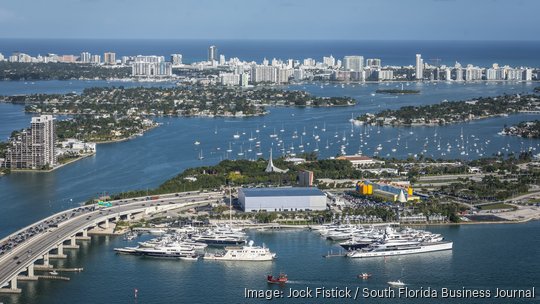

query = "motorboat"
[[267, 273, 288, 284], [388, 280, 405, 287]]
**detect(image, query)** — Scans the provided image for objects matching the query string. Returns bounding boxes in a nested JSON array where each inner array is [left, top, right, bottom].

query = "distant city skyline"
[[0, 0, 539, 41]]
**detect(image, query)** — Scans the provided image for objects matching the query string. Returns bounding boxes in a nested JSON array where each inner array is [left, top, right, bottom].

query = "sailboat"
[[198, 149, 204, 160], [226, 142, 233, 153], [233, 132, 240, 139], [322, 122, 326, 132]]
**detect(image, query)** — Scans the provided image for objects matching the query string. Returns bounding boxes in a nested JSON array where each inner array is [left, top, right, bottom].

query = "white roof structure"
[[265, 149, 288, 173]]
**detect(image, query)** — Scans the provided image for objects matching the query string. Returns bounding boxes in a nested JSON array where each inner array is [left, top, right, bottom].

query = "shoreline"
[[10, 152, 96, 173]]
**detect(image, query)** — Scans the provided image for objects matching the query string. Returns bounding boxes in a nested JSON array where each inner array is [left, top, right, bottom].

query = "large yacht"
[[347, 240, 453, 258], [203, 241, 276, 261], [346, 227, 452, 258], [134, 244, 196, 259]]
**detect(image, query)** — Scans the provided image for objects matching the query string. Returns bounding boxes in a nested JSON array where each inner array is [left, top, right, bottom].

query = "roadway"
[[0, 190, 223, 290]]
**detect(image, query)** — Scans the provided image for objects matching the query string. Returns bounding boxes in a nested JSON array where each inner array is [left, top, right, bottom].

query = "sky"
[[0, 0, 538, 40]]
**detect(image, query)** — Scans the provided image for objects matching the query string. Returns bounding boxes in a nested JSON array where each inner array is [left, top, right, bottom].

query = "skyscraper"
[[171, 54, 183, 65], [415, 54, 423, 80], [104, 52, 116, 65], [208, 45, 217, 62], [80, 52, 91, 63], [3, 115, 57, 169], [343, 56, 364, 72]]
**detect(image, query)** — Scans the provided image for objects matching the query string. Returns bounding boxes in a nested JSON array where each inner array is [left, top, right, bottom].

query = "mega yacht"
[[203, 241, 276, 261]]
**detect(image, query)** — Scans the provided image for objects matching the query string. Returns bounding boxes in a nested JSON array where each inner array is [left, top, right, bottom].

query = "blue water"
[[1, 223, 539, 304], [0, 39, 539, 303], [0, 80, 539, 237], [2, 39, 540, 67]]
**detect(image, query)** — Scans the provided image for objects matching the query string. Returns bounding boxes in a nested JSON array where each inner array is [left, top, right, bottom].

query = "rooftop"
[[240, 187, 324, 197]]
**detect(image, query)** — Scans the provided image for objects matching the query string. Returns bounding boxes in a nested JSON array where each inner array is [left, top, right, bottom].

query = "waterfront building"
[[376, 69, 394, 81], [171, 54, 183, 66], [303, 58, 316, 67], [131, 56, 172, 77], [506, 68, 523, 81], [238, 187, 327, 212], [465, 65, 483, 81], [219, 54, 225, 65], [415, 54, 423, 80], [454, 67, 464, 81], [3, 115, 57, 169], [80, 52, 91, 63], [251, 65, 278, 83], [0, 53, 4, 61], [323, 55, 335, 67], [444, 68, 452, 81], [366, 58, 381, 68], [104, 52, 116, 65], [91, 54, 101, 64], [331, 70, 351, 82], [293, 68, 305, 81], [277, 68, 293, 84], [208, 45, 217, 62], [523, 68, 533, 81], [343, 56, 364, 72]]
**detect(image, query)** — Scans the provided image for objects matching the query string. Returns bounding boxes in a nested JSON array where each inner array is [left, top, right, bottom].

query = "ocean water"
[[1, 39, 540, 67]]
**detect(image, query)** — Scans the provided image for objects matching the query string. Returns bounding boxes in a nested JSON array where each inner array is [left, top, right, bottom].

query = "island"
[[356, 93, 540, 126], [1, 86, 356, 118], [0, 62, 131, 81], [500, 120, 540, 138], [375, 89, 420, 94]]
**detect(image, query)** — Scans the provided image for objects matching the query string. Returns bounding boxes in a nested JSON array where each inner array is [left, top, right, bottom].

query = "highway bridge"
[[0, 190, 223, 293]]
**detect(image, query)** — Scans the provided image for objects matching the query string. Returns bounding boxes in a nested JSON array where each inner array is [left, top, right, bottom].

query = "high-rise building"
[[298, 170, 314, 187], [343, 56, 364, 72], [366, 58, 381, 68], [415, 54, 423, 80], [219, 54, 226, 65], [251, 66, 278, 83], [171, 54, 183, 65], [323, 55, 335, 67], [131, 56, 172, 77], [208, 45, 217, 62], [91, 54, 101, 64], [104, 52, 116, 65], [3, 115, 57, 169], [80, 52, 91, 63]]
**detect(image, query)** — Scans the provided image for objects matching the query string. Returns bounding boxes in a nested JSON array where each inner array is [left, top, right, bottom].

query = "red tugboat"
[[267, 273, 288, 284]]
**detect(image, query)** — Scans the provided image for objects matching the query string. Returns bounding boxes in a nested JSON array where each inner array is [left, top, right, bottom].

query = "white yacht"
[[203, 241, 276, 261], [347, 239, 452, 258]]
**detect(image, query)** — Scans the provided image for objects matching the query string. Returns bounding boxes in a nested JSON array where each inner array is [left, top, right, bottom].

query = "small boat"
[[194, 141, 201, 145], [49, 270, 59, 276], [357, 273, 372, 279], [388, 280, 405, 287], [267, 273, 288, 284]]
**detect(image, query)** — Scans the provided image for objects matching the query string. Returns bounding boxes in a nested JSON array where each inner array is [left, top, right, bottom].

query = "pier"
[[0, 191, 222, 294]]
